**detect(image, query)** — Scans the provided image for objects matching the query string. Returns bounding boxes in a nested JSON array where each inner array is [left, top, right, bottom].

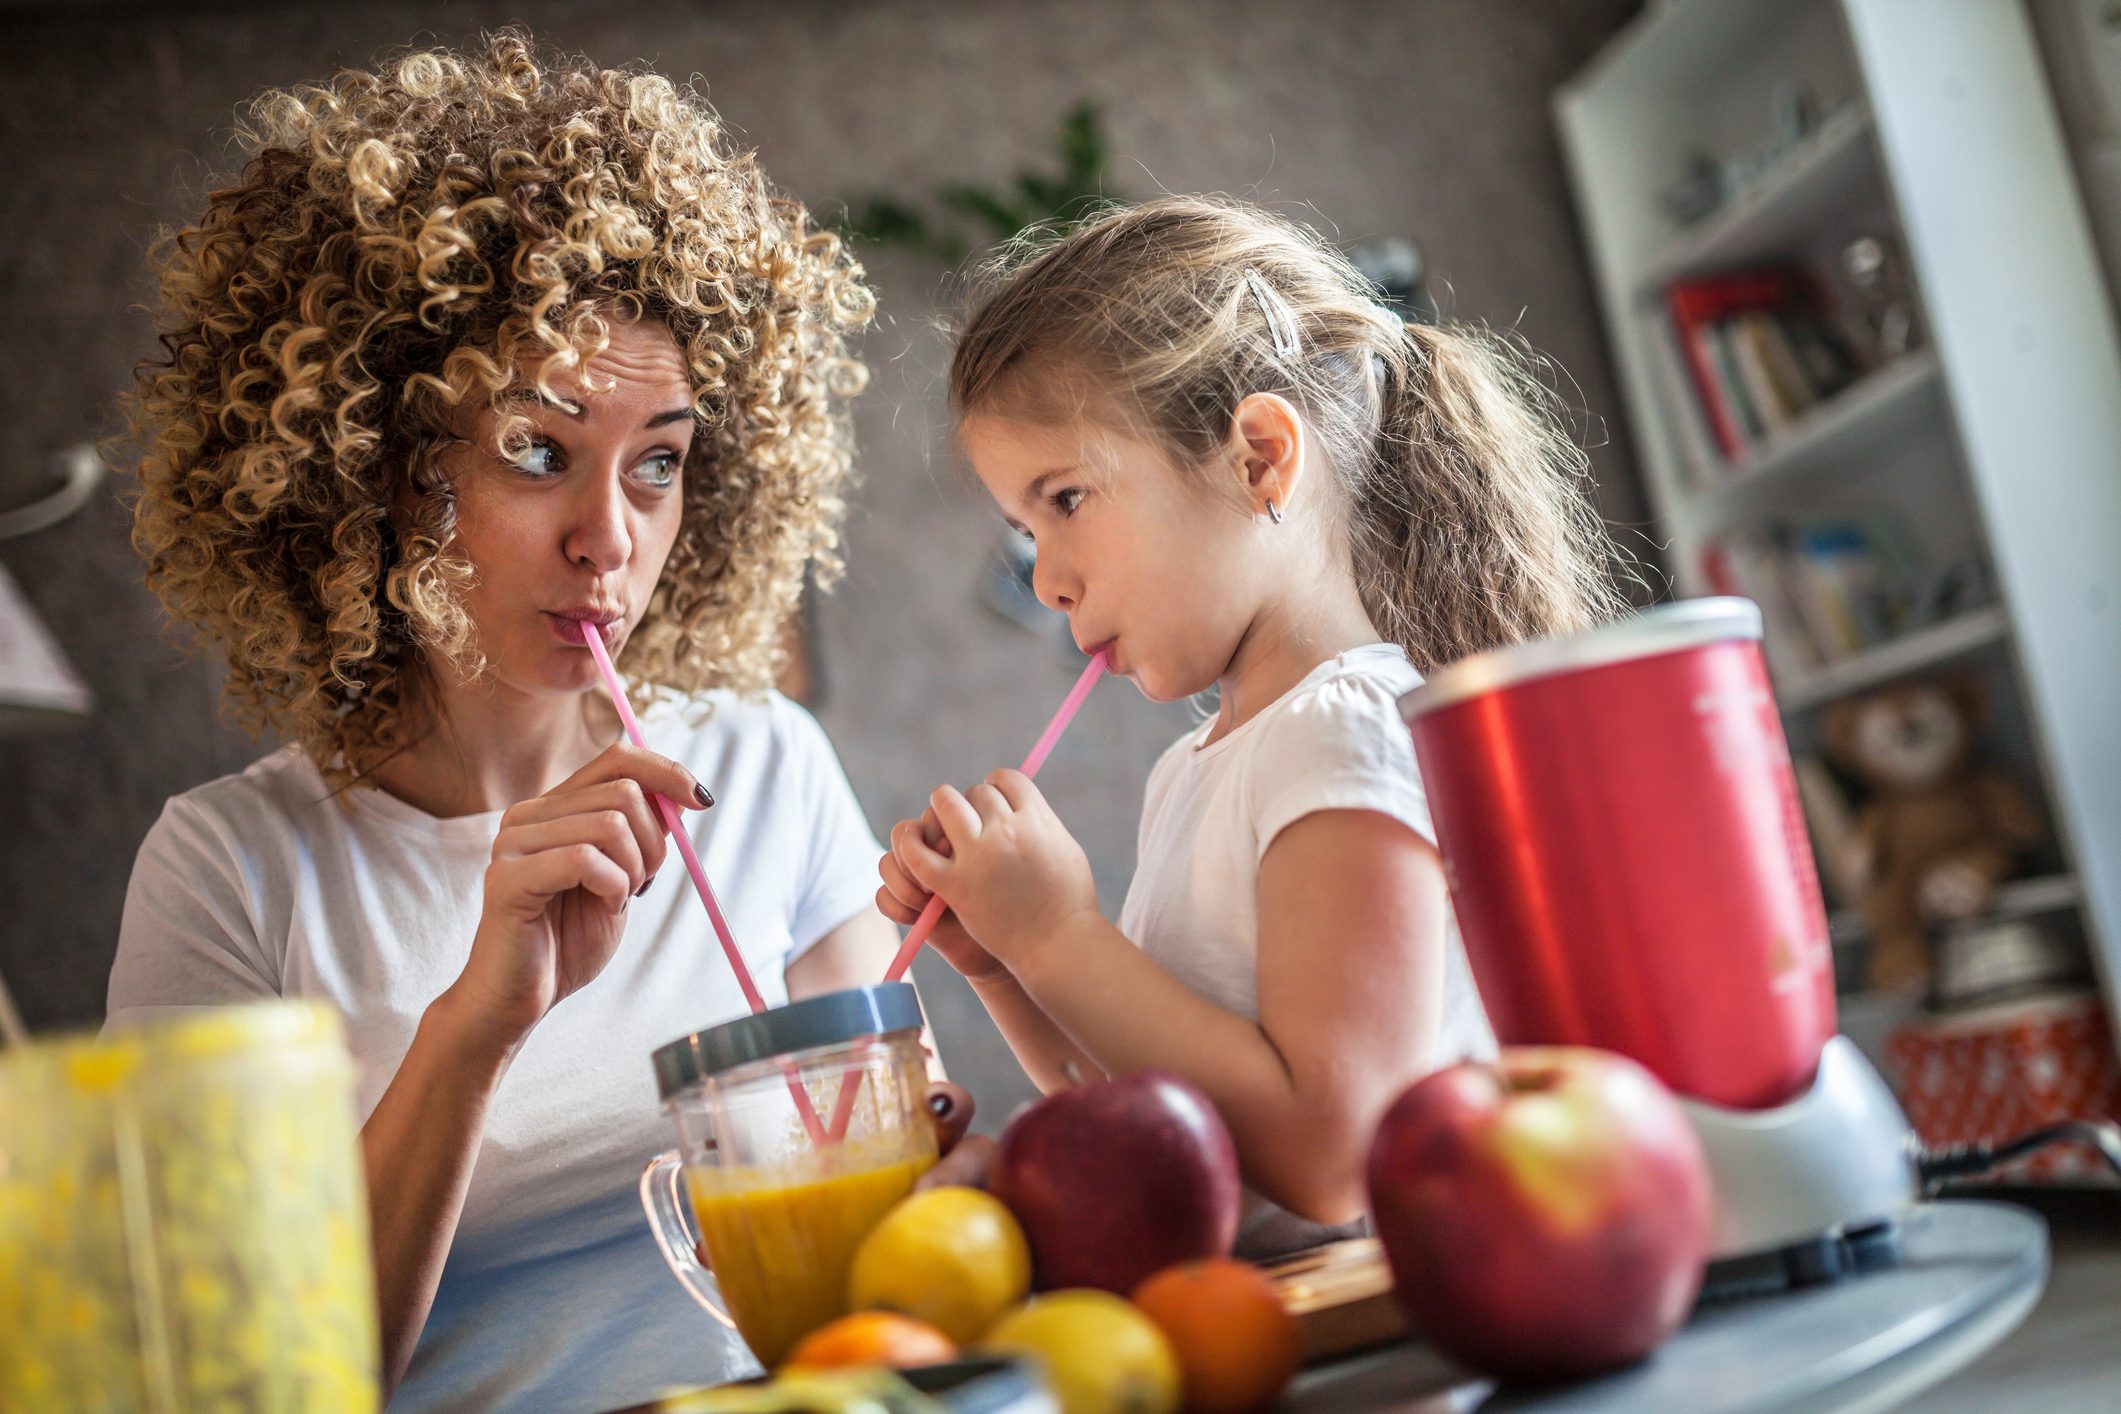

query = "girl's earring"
[[1264, 498, 1284, 525]]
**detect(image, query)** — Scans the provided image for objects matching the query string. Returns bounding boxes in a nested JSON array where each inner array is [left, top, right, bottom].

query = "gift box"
[[1885, 991, 2121, 1184]]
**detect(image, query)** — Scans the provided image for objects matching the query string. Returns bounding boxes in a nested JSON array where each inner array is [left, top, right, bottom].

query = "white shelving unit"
[[1830, 873, 2081, 946], [1635, 99, 1880, 293], [1776, 604, 2010, 714], [1556, 0, 2121, 1036]]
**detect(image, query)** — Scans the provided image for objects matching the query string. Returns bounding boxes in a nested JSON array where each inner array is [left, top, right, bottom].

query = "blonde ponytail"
[[1353, 319, 1625, 671]]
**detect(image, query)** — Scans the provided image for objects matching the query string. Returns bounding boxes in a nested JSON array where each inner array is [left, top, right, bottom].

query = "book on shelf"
[[1645, 307, 1722, 489], [1701, 536, 1818, 679], [1739, 312, 1823, 431], [1661, 265, 1862, 469], [1704, 321, 1763, 445], [1700, 518, 1930, 680], [1786, 524, 1875, 659], [1792, 753, 1862, 910]]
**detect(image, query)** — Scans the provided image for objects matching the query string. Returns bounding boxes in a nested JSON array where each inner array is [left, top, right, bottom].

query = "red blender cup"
[[1400, 598, 1836, 1111]]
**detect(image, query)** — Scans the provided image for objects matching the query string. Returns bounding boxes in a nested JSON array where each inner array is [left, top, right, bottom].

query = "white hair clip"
[[1241, 267, 1302, 361]]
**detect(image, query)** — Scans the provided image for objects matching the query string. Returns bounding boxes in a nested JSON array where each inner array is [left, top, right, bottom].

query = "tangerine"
[[1131, 1258, 1302, 1414], [782, 1310, 957, 1372]]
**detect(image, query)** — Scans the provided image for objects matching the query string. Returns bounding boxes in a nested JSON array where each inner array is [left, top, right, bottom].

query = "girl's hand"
[[878, 810, 1008, 983], [896, 769, 1098, 967], [445, 744, 713, 1056]]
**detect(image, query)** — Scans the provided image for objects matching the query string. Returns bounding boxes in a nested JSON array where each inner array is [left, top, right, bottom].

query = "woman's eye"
[[636, 452, 681, 490], [1051, 487, 1085, 516], [508, 439, 563, 478]]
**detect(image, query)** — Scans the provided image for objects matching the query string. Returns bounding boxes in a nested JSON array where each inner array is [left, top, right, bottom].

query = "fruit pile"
[[712, 1048, 1714, 1413], [784, 1072, 1301, 1414]]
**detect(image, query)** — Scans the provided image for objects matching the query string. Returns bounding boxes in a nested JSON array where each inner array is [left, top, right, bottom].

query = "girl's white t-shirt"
[[107, 691, 883, 1413], [1118, 643, 1494, 1255]]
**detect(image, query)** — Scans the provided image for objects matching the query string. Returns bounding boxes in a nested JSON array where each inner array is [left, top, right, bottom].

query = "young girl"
[[877, 196, 1625, 1255]]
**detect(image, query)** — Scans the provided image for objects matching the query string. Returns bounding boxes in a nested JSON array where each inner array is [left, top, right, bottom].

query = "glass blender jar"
[[640, 983, 935, 1366], [0, 1001, 378, 1411]]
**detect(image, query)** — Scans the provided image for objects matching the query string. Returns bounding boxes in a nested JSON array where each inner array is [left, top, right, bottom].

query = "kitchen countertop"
[[608, 1199, 2047, 1414], [1284, 1199, 2047, 1413]]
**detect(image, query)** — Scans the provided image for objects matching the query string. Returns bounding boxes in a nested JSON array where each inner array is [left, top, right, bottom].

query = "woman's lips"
[[546, 613, 621, 648]]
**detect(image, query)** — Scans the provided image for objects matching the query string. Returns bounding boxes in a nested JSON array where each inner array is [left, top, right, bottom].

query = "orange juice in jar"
[[642, 985, 936, 1366], [686, 1141, 935, 1364]]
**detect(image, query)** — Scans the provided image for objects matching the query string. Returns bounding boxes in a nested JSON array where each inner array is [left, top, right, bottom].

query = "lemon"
[[847, 1187, 1032, 1345], [982, 1290, 1181, 1414]]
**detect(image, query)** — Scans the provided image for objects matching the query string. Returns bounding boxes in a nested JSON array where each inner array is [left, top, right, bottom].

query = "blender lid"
[[652, 982, 924, 1099], [1399, 596, 1764, 722]]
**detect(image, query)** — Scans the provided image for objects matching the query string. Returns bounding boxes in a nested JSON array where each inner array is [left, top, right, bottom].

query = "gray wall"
[[0, 0, 1642, 1129]]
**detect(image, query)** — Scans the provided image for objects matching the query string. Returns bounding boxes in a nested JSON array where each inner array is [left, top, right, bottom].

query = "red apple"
[[991, 1071, 1241, 1294], [1365, 1047, 1711, 1381]]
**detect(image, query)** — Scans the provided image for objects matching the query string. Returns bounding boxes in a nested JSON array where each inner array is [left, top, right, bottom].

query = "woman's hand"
[[878, 808, 1010, 983], [917, 1081, 998, 1191], [443, 744, 713, 1056], [892, 769, 1098, 970]]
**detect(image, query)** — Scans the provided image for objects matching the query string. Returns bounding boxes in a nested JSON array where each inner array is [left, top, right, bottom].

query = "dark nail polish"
[[636, 873, 657, 897], [692, 782, 715, 809]]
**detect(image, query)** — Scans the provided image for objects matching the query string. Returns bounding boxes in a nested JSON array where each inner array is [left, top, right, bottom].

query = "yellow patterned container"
[[0, 1001, 379, 1412]]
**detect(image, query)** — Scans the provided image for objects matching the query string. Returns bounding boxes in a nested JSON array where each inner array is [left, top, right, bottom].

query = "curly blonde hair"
[[126, 32, 873, 785], [953, 196, 1625, 672]]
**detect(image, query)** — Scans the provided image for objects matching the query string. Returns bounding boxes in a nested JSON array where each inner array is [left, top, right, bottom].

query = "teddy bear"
[[1819, 673, 2047, 993]]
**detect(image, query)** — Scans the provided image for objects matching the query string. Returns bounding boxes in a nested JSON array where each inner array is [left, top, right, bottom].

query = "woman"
[[109, 34, 955, 1411]]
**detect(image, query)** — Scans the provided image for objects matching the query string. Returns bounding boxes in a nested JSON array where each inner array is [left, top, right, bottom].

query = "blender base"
[[1683, 1036, 1920, 1265], [1699, 1217, 1903, 1301]]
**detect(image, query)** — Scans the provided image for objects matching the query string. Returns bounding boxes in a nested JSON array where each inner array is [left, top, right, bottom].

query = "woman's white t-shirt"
[[1117, 643, 1494, 1256], [107, 691, 883, 1413]]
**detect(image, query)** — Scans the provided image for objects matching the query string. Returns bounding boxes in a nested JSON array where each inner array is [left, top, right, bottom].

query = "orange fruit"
[[1131, 1259, 1302, 1414], [782, 1311, 957, 1371]]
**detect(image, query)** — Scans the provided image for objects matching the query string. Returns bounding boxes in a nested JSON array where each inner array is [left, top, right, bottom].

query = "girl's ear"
[[1227, 391, 1308, 520]]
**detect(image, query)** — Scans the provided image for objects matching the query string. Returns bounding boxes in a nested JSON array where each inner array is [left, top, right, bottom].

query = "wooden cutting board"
[[1263, 1237, 1409, 1363]]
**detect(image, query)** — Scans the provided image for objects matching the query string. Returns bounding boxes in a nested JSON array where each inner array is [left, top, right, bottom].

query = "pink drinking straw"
[[882, 650, 1108, 985], [578, 625, 828, 1146], [826, 650, 1108, 1140]]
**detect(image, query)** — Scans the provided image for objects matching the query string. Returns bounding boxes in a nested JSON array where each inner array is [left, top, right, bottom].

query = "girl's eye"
[[636, 452, 681, 490], [1051, 487, 1086, 516], [508, 439, 563, 479]]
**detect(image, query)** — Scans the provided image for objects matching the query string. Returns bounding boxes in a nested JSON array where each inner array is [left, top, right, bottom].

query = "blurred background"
[[10, 3, 2121, 1404], [5, 0, 2121, 1174], [0, 0, 1647, 1124]]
